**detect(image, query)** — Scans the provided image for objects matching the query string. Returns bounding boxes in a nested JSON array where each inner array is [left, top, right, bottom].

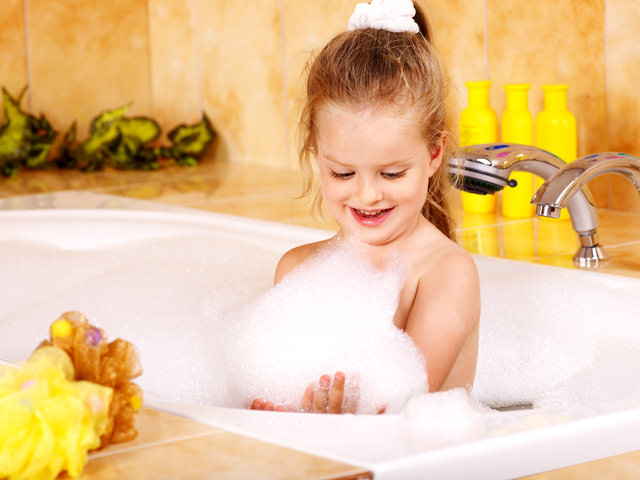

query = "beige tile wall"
[[26, 0, 152, 130], [1, 0, 28, 97], [148, 0, 202, 139], [606, 0, 640, 211], [1, 0, 639, 211], [198, 0, 287, 168]]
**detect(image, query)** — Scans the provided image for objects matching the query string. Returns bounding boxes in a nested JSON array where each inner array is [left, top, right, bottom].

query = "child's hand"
[[301, 371, 355, 414], [249, 372, 385, 414], [249, 398, 293, 412], [249, 371, 357, 414]]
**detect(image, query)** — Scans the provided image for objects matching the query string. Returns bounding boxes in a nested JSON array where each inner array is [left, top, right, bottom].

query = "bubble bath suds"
[[222, 239, 428, 413], [2, 233, 640, 418], [0, 236, 427, 413]]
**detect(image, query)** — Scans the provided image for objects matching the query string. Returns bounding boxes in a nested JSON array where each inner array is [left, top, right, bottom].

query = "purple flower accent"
[[85, 327, 103, 347]]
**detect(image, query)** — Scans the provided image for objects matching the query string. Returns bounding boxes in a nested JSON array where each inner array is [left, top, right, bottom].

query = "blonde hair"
[[298, 2, 457, 240]]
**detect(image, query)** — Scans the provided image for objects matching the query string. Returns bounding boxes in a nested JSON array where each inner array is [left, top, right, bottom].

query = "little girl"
[[251, 0, 480, 414]]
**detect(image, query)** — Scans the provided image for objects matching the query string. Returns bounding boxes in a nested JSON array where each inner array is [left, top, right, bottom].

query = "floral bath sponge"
[[39, 310, 144, 447]]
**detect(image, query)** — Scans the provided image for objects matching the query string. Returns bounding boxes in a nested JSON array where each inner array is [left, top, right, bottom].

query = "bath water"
[[0, 236, 427, 412], [2, 233, 639, 417]]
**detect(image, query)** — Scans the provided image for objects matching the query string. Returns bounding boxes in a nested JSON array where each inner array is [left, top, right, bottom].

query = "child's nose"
[[356, 177, 383, 204]]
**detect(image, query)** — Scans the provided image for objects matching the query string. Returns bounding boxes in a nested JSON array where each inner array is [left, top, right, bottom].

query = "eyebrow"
[[322, 154, 413, 170]]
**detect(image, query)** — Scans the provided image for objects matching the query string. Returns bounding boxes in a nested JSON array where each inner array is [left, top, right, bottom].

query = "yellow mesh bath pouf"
[[0, 346, 113, 480]]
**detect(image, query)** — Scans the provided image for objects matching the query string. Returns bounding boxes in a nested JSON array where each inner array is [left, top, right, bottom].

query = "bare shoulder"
[[426, 240, 479, 295], [274, 239, 331, 284], [412, 235, 480, 319], [437, 242, 478, 281]]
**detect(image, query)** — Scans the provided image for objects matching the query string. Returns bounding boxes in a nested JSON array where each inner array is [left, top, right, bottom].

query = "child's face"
[[314, 104, 444, 247]]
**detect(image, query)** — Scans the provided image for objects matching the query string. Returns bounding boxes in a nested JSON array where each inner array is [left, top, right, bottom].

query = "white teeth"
[[355, 208, 386, 217]]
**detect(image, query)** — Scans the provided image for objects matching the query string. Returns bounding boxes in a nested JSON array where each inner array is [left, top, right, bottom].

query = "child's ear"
[[427, 132, 448, 175]]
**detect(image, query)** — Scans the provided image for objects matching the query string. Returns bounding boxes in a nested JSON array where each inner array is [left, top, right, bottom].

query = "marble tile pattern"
[[0, 0, 28, 97], [282, 0, 361, 167], [422, 0, 486, 114], [26, 0, 152, 132], [2, 0, 640, 210], [486, 0, 607, 153], [486, 0, 610, 205], [81, 408, 371, 479], [197, 0, 287, 168], [148, 0, 202, 139], [605, 0, 640, 212]]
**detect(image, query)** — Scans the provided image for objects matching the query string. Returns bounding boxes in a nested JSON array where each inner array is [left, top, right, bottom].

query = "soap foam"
[[221, 239, 428, 414], [402, 389, 489, 443], [1, 235, 428, 412], [0, 235, 279, 405], [474, 266, 640, 409], [2, 231, 640, 415]]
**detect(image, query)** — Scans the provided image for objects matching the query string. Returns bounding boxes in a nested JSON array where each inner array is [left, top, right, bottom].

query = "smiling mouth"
[[353, 208, 391, 219]]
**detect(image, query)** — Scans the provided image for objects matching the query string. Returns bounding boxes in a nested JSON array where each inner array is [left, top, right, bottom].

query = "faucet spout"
[[449, 143, 606, 269], [532, 152, 640, 217]]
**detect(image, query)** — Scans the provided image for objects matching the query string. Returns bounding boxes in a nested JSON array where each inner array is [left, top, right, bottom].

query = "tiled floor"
[[80, 409, 370, 480], [2, 157, 640, 479]]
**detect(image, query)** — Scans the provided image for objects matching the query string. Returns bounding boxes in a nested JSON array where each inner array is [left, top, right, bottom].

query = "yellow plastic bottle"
[[501, 84, 534, 218], [459, 80, 499, 213], [535, 84, 576, 220]]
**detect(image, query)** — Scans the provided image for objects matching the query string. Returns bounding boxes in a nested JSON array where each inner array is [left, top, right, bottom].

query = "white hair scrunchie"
[[348, 0, 419, 34]]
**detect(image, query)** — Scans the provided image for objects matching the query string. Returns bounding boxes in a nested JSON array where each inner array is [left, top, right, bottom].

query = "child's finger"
[[301, 383, 314, 412], [250, 399, 264, 410], [343, 378, 359, 414], [327, 371, 345, 413], [313, 374, 331, 412]]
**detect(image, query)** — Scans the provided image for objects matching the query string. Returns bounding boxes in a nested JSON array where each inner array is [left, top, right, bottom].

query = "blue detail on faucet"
[[485, 144, 509, 151]]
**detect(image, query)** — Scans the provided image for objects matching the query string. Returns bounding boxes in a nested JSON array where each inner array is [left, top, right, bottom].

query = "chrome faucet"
[[532, 152, 640, 266], [449, 143, 606, 268]]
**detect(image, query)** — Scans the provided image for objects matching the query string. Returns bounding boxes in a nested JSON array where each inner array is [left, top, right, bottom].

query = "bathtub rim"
[[146, 397, 640, 480]]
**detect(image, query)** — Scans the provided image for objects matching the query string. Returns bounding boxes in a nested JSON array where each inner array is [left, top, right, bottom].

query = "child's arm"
[[404, 249, 480, 392]]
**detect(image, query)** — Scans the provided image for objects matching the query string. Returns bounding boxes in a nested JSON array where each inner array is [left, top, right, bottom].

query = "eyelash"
[[329, 170, 406, 180], [329, 171, 354, 179], [381, 171, 406, 179]]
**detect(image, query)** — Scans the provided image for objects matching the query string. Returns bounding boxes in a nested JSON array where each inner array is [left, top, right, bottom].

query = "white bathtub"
[[1, 191, 639, 480]]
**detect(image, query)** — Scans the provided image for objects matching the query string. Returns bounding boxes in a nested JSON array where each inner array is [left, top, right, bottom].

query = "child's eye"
[[330, 171, 354, 179], [381, 170, 406, 179]]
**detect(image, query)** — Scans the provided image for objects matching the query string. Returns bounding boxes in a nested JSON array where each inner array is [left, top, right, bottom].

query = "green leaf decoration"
[[0, 86, 57, 177], [61, 105, 162, 172], [0, 85, 217, 177], [167, 114, 215, 154], [89, 103, 131, 135], [155, 114, 216, 166], [118, 117, 161, 144], [55, 122, 79, 169]]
